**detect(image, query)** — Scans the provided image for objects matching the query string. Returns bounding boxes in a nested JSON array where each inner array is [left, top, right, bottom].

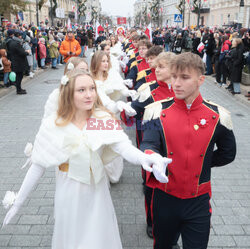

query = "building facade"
[[133, 0, 250, 28], [3, 0, 102, 26]]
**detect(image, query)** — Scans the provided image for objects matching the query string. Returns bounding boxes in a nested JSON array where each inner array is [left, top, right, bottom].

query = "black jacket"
[[229, 44, 244, 82], [8, 37, 27, 72]]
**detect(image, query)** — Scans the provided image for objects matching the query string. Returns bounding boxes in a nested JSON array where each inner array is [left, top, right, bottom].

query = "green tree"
[[0, 0, 27, 15], [77, 0, 87, 20]]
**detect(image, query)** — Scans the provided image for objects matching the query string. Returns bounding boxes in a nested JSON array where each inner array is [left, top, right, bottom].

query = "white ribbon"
[[62, 134, 105, 185]]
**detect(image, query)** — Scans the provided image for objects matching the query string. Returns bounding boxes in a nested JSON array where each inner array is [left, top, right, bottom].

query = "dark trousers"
[[152, 189, 211, 249], [144, 185, 180, 245], [216, 60, 228, 84], [15, 72, 24, 92]]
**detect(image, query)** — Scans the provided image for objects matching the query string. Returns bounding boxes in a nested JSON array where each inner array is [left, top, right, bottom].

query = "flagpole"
[[197, 0, 201, 28], [36, 0, 39, 26], [182, 0, 185, 28]]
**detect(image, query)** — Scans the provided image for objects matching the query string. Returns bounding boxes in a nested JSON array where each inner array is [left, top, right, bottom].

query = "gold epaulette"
[[136, 68, 151, 82], [137, 81, 157, 102], [204, 99, 233, 130], [143, 99, 171, 122], [130, 60, 138, 69]]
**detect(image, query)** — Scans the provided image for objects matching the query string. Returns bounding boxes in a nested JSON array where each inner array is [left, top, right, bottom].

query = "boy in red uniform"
[[141, 52, 236, 249]]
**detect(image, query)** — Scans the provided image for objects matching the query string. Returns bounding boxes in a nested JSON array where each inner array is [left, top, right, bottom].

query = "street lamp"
[[239, 0, 244, 28], [36, 0, 39, 26]]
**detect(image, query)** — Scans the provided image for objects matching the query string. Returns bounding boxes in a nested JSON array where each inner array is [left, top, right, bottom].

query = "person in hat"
[[95, 30, 106, 46]]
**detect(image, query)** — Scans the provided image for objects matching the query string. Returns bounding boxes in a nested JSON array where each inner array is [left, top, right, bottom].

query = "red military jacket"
[[140, 94, 236, 199]]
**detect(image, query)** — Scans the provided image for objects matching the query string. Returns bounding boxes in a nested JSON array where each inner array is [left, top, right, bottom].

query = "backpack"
[[0, 58, 3, 71]]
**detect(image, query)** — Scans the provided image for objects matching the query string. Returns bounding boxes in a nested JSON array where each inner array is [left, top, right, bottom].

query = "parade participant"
[[126, 40, 152, 89], [122, 52, 176, 241], [135, 45, 163, 90], [90, 51, 138, 112], [122, 34, 141, 76], [2, 69, 171, 249], [59, 30, 81, 63], [100, 42, 123, 76], [140, 52, 236, 249], [44, 57, 89, 119]]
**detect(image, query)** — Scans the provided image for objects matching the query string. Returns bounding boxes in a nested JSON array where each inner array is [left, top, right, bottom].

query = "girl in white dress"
[[90, 51, 137, 115], [2, 69, 170, 249]]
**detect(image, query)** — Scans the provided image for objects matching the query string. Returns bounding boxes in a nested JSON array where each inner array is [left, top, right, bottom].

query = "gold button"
[[170, 152, 173, 155], [153, 92, 156, 96], [200, 154, 204, 157], [195, 174, 199, 178], [212, 115, 216, 119], [162, 113, 166, 117], [191, 193, 195, 196]]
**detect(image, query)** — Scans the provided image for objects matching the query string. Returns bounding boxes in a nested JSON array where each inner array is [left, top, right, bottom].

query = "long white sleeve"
[[14, 164, 45, 206], [110, 141, 148, 166]]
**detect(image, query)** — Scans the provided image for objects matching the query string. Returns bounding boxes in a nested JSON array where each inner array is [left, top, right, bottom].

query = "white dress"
[[53, 166, 122, 249], [31, 110, 130, 249]]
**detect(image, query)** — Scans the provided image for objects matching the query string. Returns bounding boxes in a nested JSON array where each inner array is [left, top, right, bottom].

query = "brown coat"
[[0, 49, 11, 73]]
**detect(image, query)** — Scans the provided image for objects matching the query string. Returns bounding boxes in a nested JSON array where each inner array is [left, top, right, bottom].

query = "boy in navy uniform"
[[140, 52, 236, 249]]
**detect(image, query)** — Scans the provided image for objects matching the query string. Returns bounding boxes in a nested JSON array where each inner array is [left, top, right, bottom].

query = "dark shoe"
[[172, 244, 180, 249], [41, 66, 47, 69], [52, 67, 59, 69], [17, 89, 27, 95], [146, 225, 153, 239]]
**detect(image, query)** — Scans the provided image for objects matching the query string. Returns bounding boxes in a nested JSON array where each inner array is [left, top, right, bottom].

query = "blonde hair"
[[153, 52, 176, 68], [90, 50, 111, 80], [232, 38, 242, 48], [170, 52, 205, 75], [64, 57, 88, 75], [56, 69, 114, 126], [196, 30, 201, 38]]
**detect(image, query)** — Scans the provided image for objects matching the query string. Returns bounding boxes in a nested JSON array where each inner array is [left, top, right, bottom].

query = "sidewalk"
[[0, 67, 55, 98], [206, 75, 250, 106]]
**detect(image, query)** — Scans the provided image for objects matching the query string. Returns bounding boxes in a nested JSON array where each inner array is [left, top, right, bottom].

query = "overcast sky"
[[100, 0, 136, 17]]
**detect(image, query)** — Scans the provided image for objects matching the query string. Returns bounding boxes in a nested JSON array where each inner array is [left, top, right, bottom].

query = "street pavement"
[[0, 52, 249, 249]]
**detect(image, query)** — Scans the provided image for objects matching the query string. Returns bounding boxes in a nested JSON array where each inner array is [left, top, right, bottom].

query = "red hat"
[[98, 25, 104, 34]]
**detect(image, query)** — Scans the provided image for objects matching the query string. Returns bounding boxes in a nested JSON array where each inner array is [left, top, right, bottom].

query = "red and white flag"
[[145, 23, 152, 42], [197, 42, 205, 53]]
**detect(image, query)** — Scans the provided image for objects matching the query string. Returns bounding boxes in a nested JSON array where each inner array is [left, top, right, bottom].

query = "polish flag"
[[197, 42, 205, 53], [145, 23, 152, 42]]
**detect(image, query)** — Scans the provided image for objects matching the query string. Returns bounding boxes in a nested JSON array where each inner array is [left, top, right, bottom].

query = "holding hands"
[[139, 153, 172, 183]]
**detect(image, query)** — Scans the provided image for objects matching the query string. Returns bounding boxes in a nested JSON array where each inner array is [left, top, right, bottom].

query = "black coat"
[[229, 44, 244, 82], [8, 38, 27, 72]]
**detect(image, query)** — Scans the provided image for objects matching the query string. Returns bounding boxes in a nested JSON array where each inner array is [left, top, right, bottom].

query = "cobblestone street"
[[0, 55, 249, 248]]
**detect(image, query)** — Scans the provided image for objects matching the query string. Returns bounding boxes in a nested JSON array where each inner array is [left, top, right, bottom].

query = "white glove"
[[123, 79, 133, 88], [122, 56, 129, 65], [2, 164, 45, 227], [119, 60, 126, 70], [2, 205, 20, 228], [128, 90, 139, 101], [117, 101, 136, 116], [150, 153, 172, 183]]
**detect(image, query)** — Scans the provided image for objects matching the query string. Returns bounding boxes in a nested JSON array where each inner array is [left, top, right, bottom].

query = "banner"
[[117, 17, 127, 25]]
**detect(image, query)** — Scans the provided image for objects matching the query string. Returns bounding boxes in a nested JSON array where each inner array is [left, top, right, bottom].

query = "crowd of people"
[[1, 21, 238, 249], [0, 23, 93, 93], [0, 21, 249, 95]]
